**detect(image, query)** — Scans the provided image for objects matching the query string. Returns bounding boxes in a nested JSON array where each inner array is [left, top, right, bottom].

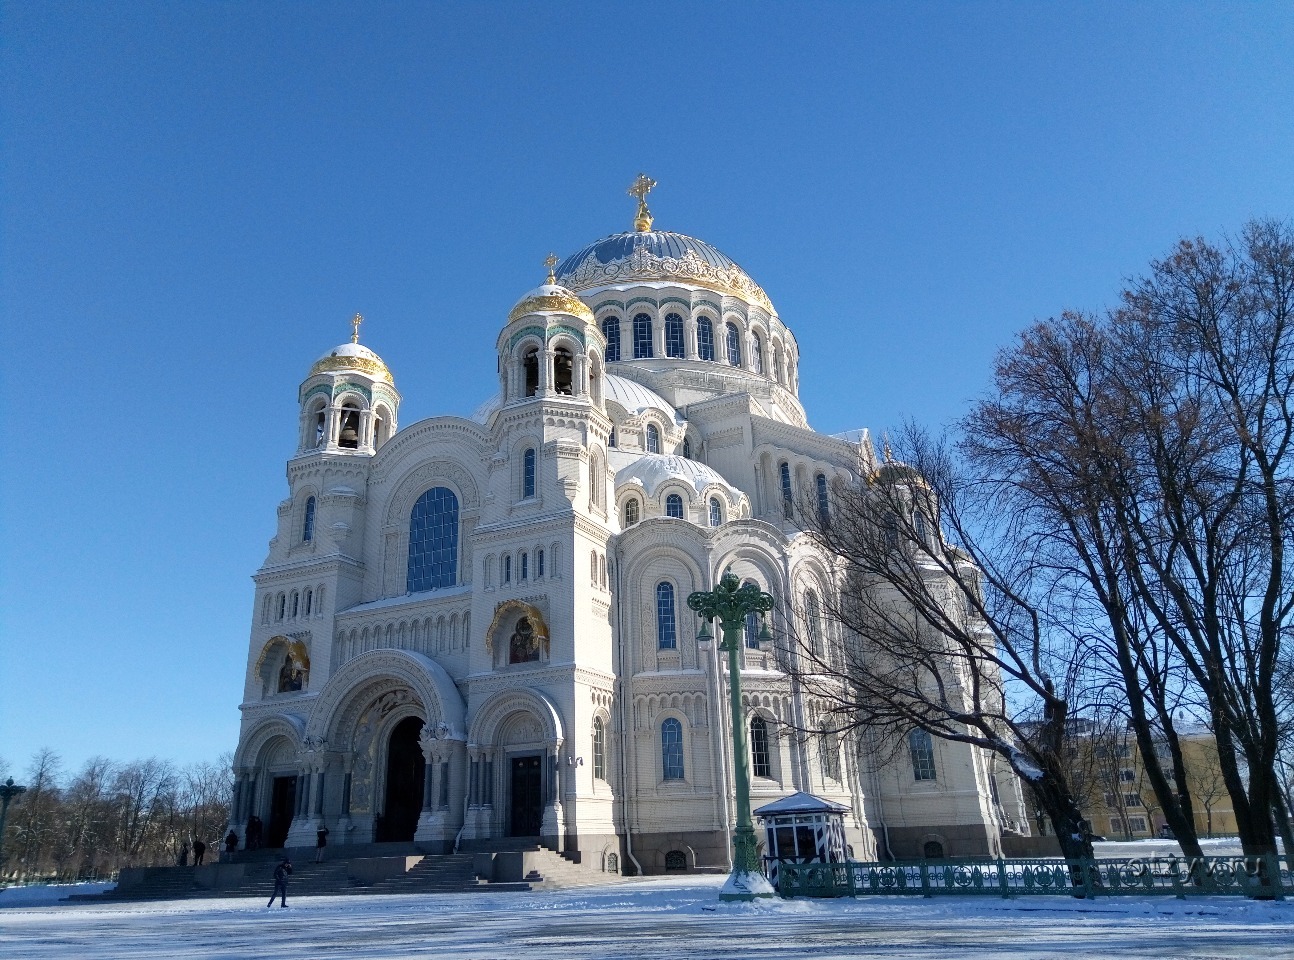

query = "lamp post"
[[0, 778, 27, 877], [688, 571, 776, 901]]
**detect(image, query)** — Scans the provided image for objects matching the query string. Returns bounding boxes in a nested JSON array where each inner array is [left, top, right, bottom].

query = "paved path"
[[3, 875, 1292, 959]]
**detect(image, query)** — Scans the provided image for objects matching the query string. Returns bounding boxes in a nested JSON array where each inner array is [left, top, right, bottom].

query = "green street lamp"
[[0, 778, 27, 877], [688, 571, 776, 901]]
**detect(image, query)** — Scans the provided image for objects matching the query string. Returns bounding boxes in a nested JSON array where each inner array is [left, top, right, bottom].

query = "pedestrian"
[[178, 840, 190, 866], [224, 829, 239, 854], [315, 825, 329, 863], [193, 838, 207, 866], [267, 856, 292, 908]]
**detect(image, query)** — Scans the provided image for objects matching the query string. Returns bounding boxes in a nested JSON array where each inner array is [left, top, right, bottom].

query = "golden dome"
[[309, 342, 394, 383], [507, 283, 595, 324]]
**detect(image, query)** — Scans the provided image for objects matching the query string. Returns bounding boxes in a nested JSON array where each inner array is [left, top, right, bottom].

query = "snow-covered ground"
[[2, 875, 1292, 960]]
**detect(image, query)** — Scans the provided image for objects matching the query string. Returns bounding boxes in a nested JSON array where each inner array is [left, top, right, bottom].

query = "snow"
[[1008, 748, 1045, 782], [720, 870, 776, 899], [2, 875, 1291, 959]]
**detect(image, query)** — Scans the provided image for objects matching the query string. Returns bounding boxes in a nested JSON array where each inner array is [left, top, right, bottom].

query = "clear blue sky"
[[2, 2, 1292, 778]]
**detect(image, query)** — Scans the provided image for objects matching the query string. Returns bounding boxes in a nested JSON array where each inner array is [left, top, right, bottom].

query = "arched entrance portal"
[[378, 716, 425, 842]]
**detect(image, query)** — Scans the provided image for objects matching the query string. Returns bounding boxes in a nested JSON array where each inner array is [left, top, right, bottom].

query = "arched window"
[[338, 402, 361, 449], [664, 850, 687, 871], [311, 402, 327, 448], [602, 317, 621, 362], [744, 609, 759, 649], [554, 346, 574, 395], [661, 718, 684, 780], [523, 347, 540, 397], [656, 582, 677, 649], [520, 552, 528, 580], [664, 313, 685, 358], [726, 322, 742, 366], [606, 852, 619, 873], [752, 333, 764, 374], [816, 473, 829, 526], [709, 497, 722, 526], [646, 424, 660, 454], [883, 513, 900, 550], [805, 590, 822, 654], [913, 510, 929, 545], [591, 550, 599, 583], [503, 555, 512, 584], [609, 427, 617, 448], [537, 549, 545, 578], [523, 448, 536, 499], [599, 554, 607, 588], [682, 437, 691, 459], [592, 717, 607, 781], [633, 313, 653, 358], [780, 462, 793, 519], [302, 497, 316, 542], [589, 452, 604, 509], [277, 594, 286, 620], [820, 724, 841, 782], [304, 589, 313, 617], [624, 498, 640, 526], [407, 487, 460, 592], [923, 840, 945, 859], [696, 317, 715, 361], [290, 591, 299, 618], [665, 493, 684, 519], [750, 716, 772, 779], [909, 729, 937, 781]]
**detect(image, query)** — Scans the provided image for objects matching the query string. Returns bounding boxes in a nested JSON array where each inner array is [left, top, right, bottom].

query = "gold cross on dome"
[[544, 252, 559, 284], [351, 313, 363, 344], [628, 173, 657, 231]]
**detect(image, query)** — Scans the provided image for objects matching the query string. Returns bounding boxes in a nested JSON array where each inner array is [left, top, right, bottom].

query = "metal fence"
[[777, 855, 1292, 900]]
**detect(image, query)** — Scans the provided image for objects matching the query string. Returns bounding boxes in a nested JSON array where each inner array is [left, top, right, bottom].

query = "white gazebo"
[[754, 792, 851, 889]]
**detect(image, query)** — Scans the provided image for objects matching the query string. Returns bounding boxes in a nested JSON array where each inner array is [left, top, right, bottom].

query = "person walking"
[[315, 825, 329, 863], [267, 856, 292, 908], [193, 838, 206, 866], [224, 829, 239, 855]]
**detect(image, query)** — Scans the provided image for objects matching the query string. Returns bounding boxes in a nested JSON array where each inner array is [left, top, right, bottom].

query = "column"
[[684, 314, 698, 359], [540, 349, 554, 395], [651, 313, 665, 358], [341, 772, 352, 816], [313, 770, 325, 817]]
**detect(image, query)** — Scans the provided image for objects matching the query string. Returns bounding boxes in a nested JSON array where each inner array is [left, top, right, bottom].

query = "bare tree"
[[794, 427, 1100, 862]]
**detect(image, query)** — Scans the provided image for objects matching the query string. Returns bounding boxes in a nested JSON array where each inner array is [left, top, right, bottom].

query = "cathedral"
[[229, 178, 1030, 873]]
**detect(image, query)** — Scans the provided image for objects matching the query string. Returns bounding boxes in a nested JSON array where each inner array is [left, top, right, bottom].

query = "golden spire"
[[544, 252, 558, 284], [882, 433, 894, 463], [351, 313, 363, 344], [627, 173, 657, 232]]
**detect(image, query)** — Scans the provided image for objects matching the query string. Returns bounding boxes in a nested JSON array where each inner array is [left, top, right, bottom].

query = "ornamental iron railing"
[[777, 856, 1291, 900]]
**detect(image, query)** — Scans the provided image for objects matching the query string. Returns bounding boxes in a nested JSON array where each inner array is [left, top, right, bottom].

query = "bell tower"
[[297, 314, 401, 457]]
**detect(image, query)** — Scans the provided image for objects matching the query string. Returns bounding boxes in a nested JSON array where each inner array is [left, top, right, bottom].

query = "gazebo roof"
[[753, 791, 851, 817]]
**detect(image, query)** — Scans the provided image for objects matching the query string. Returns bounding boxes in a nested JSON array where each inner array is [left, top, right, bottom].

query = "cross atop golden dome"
[[628, 173, 657, 232], [544, 252, 559, 284], [351, 312, 363, 344]]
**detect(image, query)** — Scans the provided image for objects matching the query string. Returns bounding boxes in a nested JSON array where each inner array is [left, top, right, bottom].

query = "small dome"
[[603, 373, 680, 423], [611, 451, 738, 499], [309, 342, 394, 384], [507, 283, 595, 324], [555, 230, 773, 313]]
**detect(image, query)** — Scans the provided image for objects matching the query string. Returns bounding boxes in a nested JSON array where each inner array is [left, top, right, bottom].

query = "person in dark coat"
[[224, 830, 239, 854], [247, 815, 263, 850], [268, 857, 292, 908], [315, 825, 329, 862], [193, 839, 207, 866]]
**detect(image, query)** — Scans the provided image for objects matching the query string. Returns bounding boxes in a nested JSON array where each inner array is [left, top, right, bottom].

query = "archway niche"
[[377, 716, 425, 843]]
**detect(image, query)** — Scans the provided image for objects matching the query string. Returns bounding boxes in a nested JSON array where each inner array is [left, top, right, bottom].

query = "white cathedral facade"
[[229, 184, 1030, 873]]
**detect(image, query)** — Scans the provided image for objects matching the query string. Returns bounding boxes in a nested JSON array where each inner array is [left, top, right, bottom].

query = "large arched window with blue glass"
[[633, 313, 653, 359], [661, 718, 685, 780], [656, 581, 677, 649], [696, 318, 715, 361], [726, 322, 742, 366], [601, 316, 621, 362], [406, 486, 460, 592], [664, 313, 685, 358], [302, 497, 316, 542], [665, 493, 684, 519]]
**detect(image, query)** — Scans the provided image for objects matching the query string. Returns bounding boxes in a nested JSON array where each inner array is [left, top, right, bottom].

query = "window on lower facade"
[[661, 718, 684, 780], [303, 497, 316, 542], [726, 321, 742, 366], [750, 716, 771, 778], [697, 318, 715, 361], [909, 729, 937, 781], [523, 448, 536, 498], [646, 424, 660, 454], [602, 317, 621, 362], [709, 498, 722, 526], [592, 717, 607, 781], [780, 462, 793, 519]]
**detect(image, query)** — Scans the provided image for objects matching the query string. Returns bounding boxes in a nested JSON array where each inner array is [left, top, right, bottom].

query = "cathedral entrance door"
[[266, 776, 296, 849], [378, 716, 425, 843], [510, 755, 542, 837]]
